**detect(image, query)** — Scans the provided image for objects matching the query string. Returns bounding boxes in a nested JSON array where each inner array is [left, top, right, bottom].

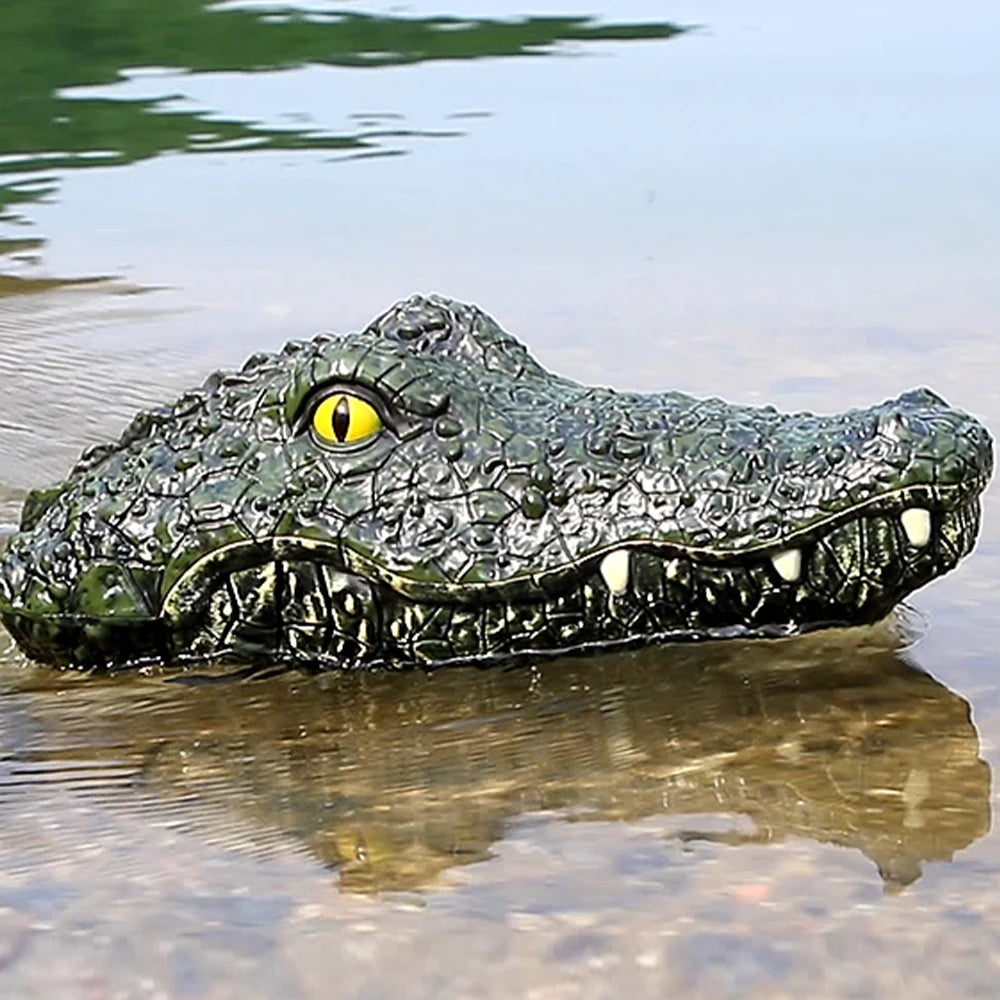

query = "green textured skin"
[[0, 295, 992, 670]]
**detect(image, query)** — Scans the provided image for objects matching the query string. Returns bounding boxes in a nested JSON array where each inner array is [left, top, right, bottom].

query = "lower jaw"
[[166, 500, 980, 670], [1, 611, 170, 670]]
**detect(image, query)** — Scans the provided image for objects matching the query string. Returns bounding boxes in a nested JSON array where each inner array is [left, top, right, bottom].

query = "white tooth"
[[771, 548, 802, 583], [600, 549, 630, 595], [901, 507, 931, 548]]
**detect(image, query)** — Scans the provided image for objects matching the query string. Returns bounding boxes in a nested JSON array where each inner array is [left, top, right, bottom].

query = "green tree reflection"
[[0, 1, 687, 286]]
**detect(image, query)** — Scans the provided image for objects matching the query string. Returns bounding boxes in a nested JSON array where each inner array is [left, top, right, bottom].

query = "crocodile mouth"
[[161, 483, 983, 668]]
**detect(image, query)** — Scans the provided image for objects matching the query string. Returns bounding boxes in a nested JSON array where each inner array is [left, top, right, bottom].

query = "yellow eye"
[[312, 392, 383, 445]]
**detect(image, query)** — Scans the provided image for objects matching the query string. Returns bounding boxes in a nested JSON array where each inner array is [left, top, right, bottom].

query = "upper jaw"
[[159, 480, 981, 607], [155, 486, 980, 669]]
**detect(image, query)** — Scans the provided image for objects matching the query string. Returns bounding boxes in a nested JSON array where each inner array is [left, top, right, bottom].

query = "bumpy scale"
[[0, 296, 992, 670]]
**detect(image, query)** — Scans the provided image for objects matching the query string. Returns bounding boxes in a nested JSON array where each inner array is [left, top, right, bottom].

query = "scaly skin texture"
[[0, 296, 992, 670]]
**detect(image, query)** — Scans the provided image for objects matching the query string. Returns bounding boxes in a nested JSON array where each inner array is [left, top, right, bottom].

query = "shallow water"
[[1, 1, 1000, 997]]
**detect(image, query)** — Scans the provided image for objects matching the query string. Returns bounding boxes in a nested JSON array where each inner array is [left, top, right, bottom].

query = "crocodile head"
[[0, 295, 992, 670]]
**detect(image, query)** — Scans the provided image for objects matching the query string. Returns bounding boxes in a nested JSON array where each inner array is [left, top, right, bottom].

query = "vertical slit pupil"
[[333, 396, 351, 442]]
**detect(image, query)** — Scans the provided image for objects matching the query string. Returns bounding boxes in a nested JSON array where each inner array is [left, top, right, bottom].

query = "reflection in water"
[[0, 1, 686, 287], [0, 625, 989, 894]]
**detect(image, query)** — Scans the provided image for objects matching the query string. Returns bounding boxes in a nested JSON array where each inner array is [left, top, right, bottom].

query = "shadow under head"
[[0, 295, 992, 669]]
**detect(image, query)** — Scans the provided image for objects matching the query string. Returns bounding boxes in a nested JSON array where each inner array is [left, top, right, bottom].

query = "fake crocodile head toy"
[[0, 296, 992, 670]]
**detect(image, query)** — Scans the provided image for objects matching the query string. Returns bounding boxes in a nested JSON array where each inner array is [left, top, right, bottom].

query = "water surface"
[[1, 1, 999, 996]]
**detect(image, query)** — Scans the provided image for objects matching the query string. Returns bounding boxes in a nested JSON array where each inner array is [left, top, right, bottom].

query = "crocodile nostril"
[[897, 387, 948, 408]]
